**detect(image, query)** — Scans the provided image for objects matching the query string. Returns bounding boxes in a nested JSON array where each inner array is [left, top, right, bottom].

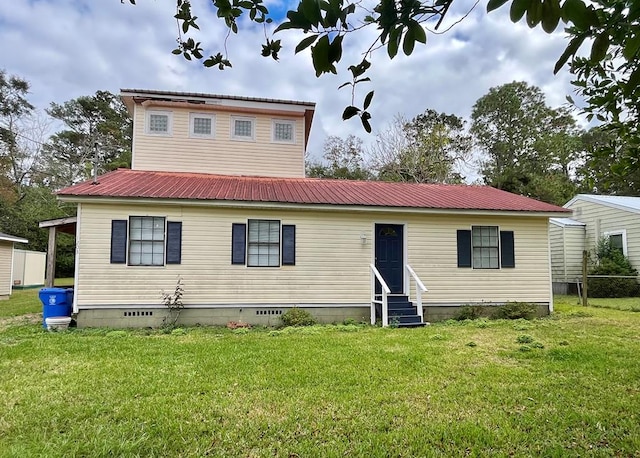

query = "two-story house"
[[57, 89, 569, 328]]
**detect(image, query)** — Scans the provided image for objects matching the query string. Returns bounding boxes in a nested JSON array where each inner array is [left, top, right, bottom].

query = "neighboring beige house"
[[57, 89, 569, 328], [550, 194, 640, 293], [0, 232, 28, 299]]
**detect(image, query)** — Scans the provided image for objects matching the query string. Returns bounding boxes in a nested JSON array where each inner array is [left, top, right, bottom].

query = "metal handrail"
[[370, 264, 391, 327], [406, 264, 428, 321]]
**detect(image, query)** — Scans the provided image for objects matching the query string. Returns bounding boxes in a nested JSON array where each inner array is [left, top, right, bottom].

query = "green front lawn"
[[0, 278, 73, 318], [556, 294, 640, 312], [1, 301, 639, 456]]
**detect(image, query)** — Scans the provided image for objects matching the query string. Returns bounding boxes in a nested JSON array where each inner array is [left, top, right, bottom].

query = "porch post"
[[45, 226, 56, 287]]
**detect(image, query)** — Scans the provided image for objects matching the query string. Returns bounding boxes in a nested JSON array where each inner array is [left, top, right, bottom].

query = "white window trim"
[[231, 116, 256, 141], [189, 112, 216, 139], [471, 225, 501, 270], [604, 229, 628, 256], [272, 119, 296, 144], [247, 219, 281, 268], [128, 216, 167, 267], [145, 110, 173, 136]]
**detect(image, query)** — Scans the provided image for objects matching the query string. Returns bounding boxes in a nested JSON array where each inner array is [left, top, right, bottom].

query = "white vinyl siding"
[[231, 116, 255, 141], [472, 226, 499, 269], [567, 199, 640, 269], [190, 113, 215, 138], [0, 242, 12, 296], [74, 203, 552, 308], [247, 220, 280, 267], [133, 107, 305, 177], [549, 222, 585, 284], [272, 120, 295, 143], [146, 111, 172, 135], [129, 216, 165, 266]]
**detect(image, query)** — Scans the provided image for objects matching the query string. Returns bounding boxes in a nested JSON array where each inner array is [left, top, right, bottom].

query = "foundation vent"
[[123, 311, 154, 317], [256, 310, 283, 316]]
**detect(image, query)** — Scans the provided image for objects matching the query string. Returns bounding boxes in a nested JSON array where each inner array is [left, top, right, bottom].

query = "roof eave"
[[58, 194, 568, 217]]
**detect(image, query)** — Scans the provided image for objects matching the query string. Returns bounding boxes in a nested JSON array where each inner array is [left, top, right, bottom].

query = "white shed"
[[12, 249, 46, 289], [0, 232, 29, 299]]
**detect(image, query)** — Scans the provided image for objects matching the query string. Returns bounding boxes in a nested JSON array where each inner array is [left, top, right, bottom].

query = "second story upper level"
[[121, 89, 316, 178]]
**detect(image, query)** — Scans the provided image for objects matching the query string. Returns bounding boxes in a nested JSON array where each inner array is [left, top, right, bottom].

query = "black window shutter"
[[232, 223, 246, 265], [111, 220, 127, 264], [457, 229, 472, 268], [500, 230, 515, 268], [166, 221, 182, 264], [282, 225, 296, 265]]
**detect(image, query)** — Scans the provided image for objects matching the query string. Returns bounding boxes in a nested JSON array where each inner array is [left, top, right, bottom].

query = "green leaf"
[[295, 34, 319, 54], [624, 34, 640, 61], [311, 35, 331, 76], [526, 0, 543, 27], [590, 32, 610, 62], [565, 94, 574, 104], [487, 0, 510, 13], [342, 106, 360, 120], [540, 0, 560, 33], [301, 0, 322, 26], [403, 26, 416, 56], [562, 0, 590, 29], [361, 112, 372, 133], [624, 67, 640, 96], [388, 27, 401, 59], [510, 0, 529, 22], [553, 33, 587, 73], [363, 91, 374, 110], [328, 34, 343, 64], [172, 48, 183, 55], [411, 21, 427, 44]]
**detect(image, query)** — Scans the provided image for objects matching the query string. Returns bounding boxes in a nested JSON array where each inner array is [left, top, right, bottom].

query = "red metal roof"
[[57, 169, 570, 213]]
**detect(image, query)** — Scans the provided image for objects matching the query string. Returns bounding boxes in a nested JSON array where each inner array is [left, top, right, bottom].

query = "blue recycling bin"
[[39, 288, 72, 328]]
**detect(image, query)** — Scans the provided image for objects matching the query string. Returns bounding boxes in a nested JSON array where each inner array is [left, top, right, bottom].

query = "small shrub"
[[516, 334, 534, 344], [342, 318, 358, 326], [281, 307, 317, 327], [589, 237, 639, 298], [455, 305, 484, 321], [492, 302, 537, 320]]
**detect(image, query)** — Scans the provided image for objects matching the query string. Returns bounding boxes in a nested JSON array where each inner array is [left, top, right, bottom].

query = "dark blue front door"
[[375, 224, 404, 294]]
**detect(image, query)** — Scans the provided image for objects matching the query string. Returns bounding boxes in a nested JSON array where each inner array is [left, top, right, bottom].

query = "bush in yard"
[[491, 302, 537, 320], [455, 305, 484, 321], [281, 307, 317, 327], [589, 238, 639, 298]]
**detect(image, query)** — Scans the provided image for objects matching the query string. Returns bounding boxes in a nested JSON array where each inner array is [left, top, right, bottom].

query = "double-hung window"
[[247, 219, 280, 267], [190, 113, 215, 138], [231, 116, 255, 141], [231, 220, 296, 267], [457, 226, 515, 269], [129, 216, 166, 266], [146, 110, 172, 135], [272, 120, 295, 143], [472, 226, 499, 269]]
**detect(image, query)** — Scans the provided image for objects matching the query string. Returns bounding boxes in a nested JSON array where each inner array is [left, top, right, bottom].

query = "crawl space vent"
[[123, 311, 154, 317]]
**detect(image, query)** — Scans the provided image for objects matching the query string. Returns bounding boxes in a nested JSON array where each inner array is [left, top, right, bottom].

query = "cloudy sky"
[[1, 0, 581, 167]]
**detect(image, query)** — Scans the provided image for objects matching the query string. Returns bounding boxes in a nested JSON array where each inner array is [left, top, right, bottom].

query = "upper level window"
[[272, 120, 295, 143], [146, 110, 172, 135], [190, 113, 215, 138], [472, 226, 499, 269], [129, 216, 165, 266], [232, 116, 255, 141]]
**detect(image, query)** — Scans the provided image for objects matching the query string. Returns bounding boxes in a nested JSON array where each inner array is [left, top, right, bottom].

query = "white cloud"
[[0, 0, 586, 168]]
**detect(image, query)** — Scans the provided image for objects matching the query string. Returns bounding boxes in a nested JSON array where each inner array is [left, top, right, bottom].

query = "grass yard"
[[556, 294, 640, 312], [0, 279, 73, 318], [1, 301, 639, 456]]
